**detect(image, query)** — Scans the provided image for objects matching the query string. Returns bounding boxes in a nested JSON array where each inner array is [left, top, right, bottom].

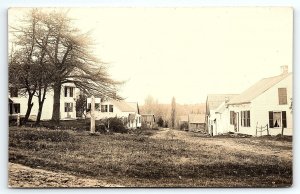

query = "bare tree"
[[9, 10, 41, 124], [10, 9, 122, 124], [30, 9, 122, 123]]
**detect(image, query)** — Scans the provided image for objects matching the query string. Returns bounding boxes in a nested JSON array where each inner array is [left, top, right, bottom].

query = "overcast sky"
[[10, 7, 293, 105]]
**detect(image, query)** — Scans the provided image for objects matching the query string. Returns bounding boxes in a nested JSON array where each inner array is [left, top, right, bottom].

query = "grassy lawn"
[[9, 127, 292, 187]]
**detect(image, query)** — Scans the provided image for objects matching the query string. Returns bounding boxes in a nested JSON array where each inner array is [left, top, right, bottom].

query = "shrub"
[[107, 117, 128, 133], [10, 129, 75, 142], [180, 122, 189, 130], [95, 123, 107, 133], [157, 117, 164, 127]]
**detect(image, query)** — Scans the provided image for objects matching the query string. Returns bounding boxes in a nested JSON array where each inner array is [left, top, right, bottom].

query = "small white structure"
[[141, 114, 156, 129], [9, 83, 79, 120], [86, 98, 141, 129], [227, 67, 293, 136], [213, 102, 231, 135], [205, 94, 238, 136], [188, 114, 206, 132]]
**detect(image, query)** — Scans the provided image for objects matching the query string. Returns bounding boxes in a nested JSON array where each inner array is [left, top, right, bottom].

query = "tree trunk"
[[35, 102, 43, 125], [35, 85, 47, 125], [51, 82, 61, 124], [23, 93, 34, 125]]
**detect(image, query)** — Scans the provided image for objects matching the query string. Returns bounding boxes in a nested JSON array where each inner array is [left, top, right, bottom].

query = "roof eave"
[[228, 101, 251, 105]]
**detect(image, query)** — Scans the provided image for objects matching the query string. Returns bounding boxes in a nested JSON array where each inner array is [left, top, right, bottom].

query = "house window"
[[64, 87, 68, 97], [241, 111, 250, 127], [269, 111, 287, 128], [101, 105, 108, 112], [230, 111, 234, 125], [87, 103, 91, 111], [70, 87, 74, 97], [10, 87, 18, 97], [109, 105, 113, 112], [278, 88, 287, 105], [65, 103, 73, 112], [13, 103, 20, 114], [95, 103, 100, 111], [64, 87, 74, 97]]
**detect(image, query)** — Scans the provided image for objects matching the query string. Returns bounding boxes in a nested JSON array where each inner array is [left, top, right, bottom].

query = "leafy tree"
[[157, 117, 164, 127], [76, 94, 87, 118]]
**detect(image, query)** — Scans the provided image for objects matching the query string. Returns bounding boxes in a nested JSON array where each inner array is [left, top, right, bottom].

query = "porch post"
[[17, 113, 20, 127]]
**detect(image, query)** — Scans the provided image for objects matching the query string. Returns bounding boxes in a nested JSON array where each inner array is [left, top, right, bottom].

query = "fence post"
[[260, 125, 262, 137], [281, 126, 284, 136], [256, 127, 257, 137], [267, 124, 269, 136]]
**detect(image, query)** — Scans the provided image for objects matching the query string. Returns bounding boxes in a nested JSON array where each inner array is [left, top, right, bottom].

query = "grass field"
[[9, 127, 292, 187]]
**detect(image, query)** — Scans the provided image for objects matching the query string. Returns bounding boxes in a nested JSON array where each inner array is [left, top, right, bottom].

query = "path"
[[151, 128, 292, 161], [9, 163, 123, 188]]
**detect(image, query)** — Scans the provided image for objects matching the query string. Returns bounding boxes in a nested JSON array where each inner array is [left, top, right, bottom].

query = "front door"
[[233, 112, 239, 132]]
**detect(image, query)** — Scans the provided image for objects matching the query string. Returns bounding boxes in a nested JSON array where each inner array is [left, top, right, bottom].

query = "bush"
[[95, 123, 106, 133], [107, 117, 128, 133], [9, 129, 75, 143], [180, 122, 189, 130], [157, 117, 164, 127]]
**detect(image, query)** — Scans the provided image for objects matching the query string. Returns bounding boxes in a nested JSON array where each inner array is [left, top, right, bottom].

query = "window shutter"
[[282, 111, 287, 128], [64, 87, 68, 97], [9, 103, 13, 114], [65, 103, 67, 112], [269, 111, 274, 128], [240, 111, 243, 127], [70, 88, 74, 97], [248, 111, 250, 127], [71, 103, 73, 112]]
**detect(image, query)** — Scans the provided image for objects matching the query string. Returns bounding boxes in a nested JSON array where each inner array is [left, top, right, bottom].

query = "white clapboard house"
[[9, 83, 79, 120], [86, 98, 142, 129], [205, 94, 238, 136], [211, 66, 292, 136]]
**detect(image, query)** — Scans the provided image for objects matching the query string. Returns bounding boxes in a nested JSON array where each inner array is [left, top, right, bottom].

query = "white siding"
[[227, 74, 292, 136], [228, 103, 254, 135], [86, 99, 142, 129], [9, 83, 78, 120], [251, 74, 292, 136]]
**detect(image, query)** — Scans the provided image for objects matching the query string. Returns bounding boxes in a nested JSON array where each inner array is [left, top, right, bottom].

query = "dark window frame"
[[109, 105, 113, 112], [14, 103, 20, 114], [269, 111, 287, 128], [101, 105, 108, 112], [241, 110, 250, 127], [65, 102, 73, 112]]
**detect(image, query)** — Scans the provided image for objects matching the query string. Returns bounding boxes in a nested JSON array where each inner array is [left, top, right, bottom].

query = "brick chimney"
[[280, 65, 288, 75]]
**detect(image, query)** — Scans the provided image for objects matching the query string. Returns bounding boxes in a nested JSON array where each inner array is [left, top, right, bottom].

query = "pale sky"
[[9, 7, 293, 105]]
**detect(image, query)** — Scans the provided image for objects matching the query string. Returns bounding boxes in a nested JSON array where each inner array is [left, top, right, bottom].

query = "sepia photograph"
[[8, 7, 293, 188]]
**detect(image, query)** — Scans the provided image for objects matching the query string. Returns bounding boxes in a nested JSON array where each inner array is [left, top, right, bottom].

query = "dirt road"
[[9, 163, 123, 188], [151, 128, 292, 161]]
